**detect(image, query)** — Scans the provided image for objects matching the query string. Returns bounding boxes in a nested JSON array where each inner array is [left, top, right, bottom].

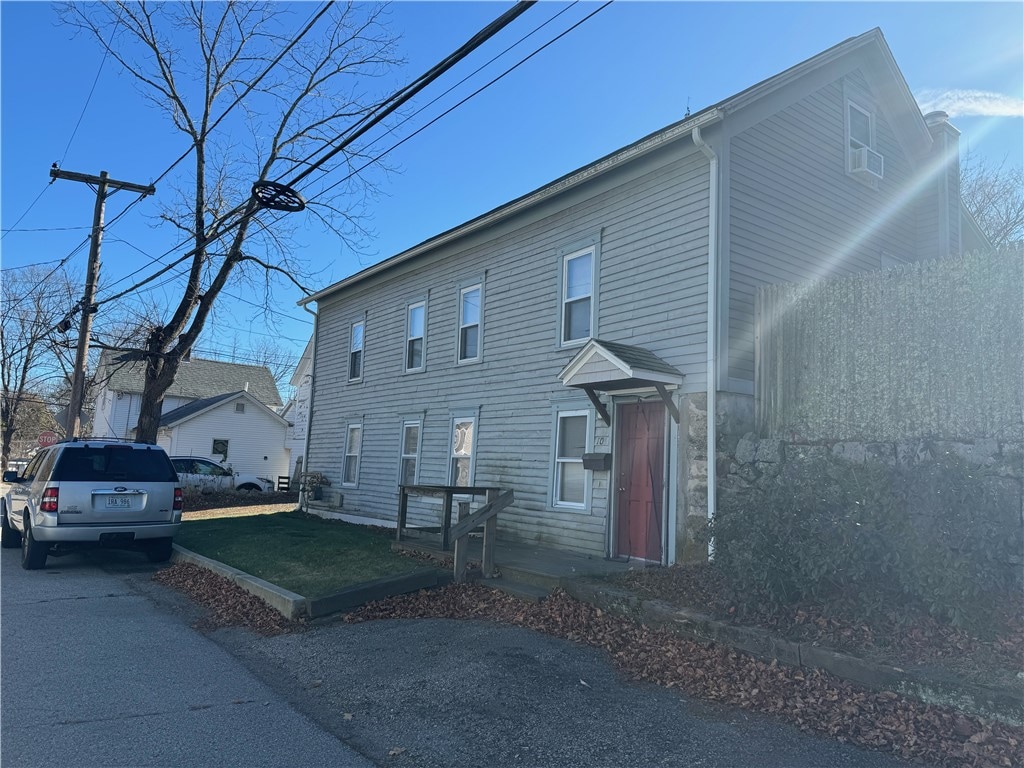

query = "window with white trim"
[[561, 247, 594, 344], [554, 411, 588, 507], [458, 285, 481, 362], [343, 423, 362, 486], [349, 321, 365, 381], [848, 102, 874, 153], [449, 417, 475, 487], [406, 302, 425, 372], [400, 421, 420, 486]]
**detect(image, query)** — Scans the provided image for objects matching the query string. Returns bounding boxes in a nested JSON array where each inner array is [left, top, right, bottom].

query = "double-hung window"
[[554, 411, 589, 507], [561, 247, 594, 344], [343, 424, 362, 486], [449, 417, 476, 487], [458, 285, 481, 363], [349, 321, 365, 381], [400, 421, 420, 486], [406, 302, 425, 372], [848, 102, 873, 154]]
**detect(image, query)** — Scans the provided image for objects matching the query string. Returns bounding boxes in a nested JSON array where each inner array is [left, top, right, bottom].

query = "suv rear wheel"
[[144, 537, 174, 563], [1, 504, 22, 549], [21, 516, 48, 570]]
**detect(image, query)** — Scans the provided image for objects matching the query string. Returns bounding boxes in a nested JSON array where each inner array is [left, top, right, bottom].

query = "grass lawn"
[[175, 510, 419, 598]]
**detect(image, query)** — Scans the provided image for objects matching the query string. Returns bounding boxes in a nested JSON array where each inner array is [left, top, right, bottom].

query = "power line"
[[35, 2, 332, 308], [300, 1, 612, 203], [0, 225, 93, 234], [60, 4, 122, 165], [92, 2, 537, 312], [147, 1, 335, 190], [0, 184, 52, 242]]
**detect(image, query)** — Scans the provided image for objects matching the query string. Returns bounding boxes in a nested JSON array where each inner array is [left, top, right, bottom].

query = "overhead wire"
[[46, 1, 334, 305], [301, 0, 612, 203], [91, 1, 538, 311]]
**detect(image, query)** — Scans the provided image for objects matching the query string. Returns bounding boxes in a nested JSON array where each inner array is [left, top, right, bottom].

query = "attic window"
[[848, 102, 873, 152], [846, 100, 883, 182], [235, 402, 246, 414]]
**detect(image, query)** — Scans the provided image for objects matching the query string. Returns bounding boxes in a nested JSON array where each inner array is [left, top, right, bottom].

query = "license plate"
[[106, 496, 132, 509]]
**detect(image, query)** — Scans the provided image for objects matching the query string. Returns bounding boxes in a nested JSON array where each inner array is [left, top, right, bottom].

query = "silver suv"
[[1, 439, 182, 570]]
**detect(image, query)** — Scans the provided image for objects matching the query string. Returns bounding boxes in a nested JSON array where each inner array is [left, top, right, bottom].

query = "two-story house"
[[297, 29, 987, 564]]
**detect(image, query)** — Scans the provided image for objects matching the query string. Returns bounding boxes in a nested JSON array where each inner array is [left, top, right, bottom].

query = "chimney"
[[923, 111, 962, 258], [244, 382, 249, 392]]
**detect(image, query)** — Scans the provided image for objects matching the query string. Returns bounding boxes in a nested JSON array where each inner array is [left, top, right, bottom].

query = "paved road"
[[1, 548, 374, 768], [2, 546, 915, 768]]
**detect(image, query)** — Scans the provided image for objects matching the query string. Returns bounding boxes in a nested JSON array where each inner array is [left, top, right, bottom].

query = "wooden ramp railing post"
[[450, 489, 514, 583]]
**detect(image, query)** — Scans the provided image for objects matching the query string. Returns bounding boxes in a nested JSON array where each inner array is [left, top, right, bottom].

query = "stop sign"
[[37, 431, 59, 448]]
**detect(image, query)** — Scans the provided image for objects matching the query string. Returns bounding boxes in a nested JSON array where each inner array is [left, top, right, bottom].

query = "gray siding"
[[727, 71, 922, 384], [308, 143, 709, 555]]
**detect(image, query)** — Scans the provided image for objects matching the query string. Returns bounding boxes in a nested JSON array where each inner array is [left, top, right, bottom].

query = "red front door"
[[614, 400, 665, 561]]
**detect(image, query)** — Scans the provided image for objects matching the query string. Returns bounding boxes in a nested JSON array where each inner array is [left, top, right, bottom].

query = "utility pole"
[[50, 167, 155, 438]]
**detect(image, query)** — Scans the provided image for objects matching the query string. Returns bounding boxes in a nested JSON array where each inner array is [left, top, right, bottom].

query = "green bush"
[[899, 453, 1023, 627], [709, 453, 1022, 630]]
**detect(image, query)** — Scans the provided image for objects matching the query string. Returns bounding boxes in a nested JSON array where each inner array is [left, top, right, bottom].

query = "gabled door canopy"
[[558, 339, 683, 426]]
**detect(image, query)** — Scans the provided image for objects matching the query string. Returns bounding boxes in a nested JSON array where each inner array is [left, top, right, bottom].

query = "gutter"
[[299, 303, 320, 513], [691, 125, 719, 551]]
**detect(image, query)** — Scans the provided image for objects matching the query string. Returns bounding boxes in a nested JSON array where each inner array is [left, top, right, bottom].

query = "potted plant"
[[301, 471, 330, 501]]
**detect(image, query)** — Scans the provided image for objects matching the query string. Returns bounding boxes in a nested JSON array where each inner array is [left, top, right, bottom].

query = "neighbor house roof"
[[300, 28, 933, 307], [97, 351, 283, 408], [158, 390, 288, 429]]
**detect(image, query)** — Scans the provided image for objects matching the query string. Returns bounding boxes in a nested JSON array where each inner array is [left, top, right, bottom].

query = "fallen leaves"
[[153, 562, 304, 636]]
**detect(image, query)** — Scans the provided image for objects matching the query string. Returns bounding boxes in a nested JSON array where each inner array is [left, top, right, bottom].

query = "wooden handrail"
[[449, 489, 513, 539], [452, 488, 513, 583]]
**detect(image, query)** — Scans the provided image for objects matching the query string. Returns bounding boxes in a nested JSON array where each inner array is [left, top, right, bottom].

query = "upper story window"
[[458, 285, 481, 363], [561, 247, 594, 344], [848, 102, 874, 152], [349, 321, 364, 381], [846, 100, 883, 182], [406, 302, 425, 372]]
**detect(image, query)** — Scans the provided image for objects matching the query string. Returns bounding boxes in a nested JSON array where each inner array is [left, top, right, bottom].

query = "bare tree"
[[0, 266, 78, 470], [961, 148, 1024, 249], [61, 1, 401, 443]]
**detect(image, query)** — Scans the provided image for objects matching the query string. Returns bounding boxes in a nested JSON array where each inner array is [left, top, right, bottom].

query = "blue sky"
[[2, 1, 1022, 381]]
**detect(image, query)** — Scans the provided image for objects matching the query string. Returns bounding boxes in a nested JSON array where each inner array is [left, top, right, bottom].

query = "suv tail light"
[[41, 487, 59, 512], [173, 488, 183, 511]]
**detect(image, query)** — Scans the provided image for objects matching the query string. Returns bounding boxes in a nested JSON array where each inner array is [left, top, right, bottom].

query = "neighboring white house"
[[93, 352, 287, 480], [156, 390, 290, 483], [282, 338, 314, 482]]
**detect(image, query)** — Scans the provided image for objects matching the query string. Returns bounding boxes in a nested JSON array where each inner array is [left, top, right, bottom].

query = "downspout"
[[691, 125, 719, 553], [300, 303, 320, 513]]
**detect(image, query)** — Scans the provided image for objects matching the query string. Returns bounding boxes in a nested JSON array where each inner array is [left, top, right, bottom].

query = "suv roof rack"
[[63, 437, 138, 444]]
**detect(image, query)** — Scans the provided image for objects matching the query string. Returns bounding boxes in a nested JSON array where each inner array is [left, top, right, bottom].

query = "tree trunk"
[[133, 342, 181, 445]]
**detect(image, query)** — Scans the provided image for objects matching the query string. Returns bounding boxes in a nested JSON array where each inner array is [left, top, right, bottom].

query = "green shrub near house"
[[709, 453, 1022, 632]]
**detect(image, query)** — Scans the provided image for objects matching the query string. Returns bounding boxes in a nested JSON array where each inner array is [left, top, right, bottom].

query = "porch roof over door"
[[558, 339, 683, 425]]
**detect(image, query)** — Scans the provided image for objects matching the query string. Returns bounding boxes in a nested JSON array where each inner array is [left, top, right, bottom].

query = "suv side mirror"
[[3, 470, 21, 483]]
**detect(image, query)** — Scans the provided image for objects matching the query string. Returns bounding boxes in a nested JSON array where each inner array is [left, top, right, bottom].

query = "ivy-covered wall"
[[755, 251, 1023, 442]]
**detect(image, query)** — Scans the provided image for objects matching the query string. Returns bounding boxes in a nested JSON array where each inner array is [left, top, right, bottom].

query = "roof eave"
[[300, 108, 723, 307]]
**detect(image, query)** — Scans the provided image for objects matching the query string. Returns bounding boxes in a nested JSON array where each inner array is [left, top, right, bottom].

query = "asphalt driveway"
[[2, 542, 914, 767], [218, 616, 913, 768]]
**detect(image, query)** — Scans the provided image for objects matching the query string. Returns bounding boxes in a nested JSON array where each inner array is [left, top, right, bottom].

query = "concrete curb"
[[562, 579, 1024, 727], [170, 545, 450, 620], [171, 545, 308, 620]]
